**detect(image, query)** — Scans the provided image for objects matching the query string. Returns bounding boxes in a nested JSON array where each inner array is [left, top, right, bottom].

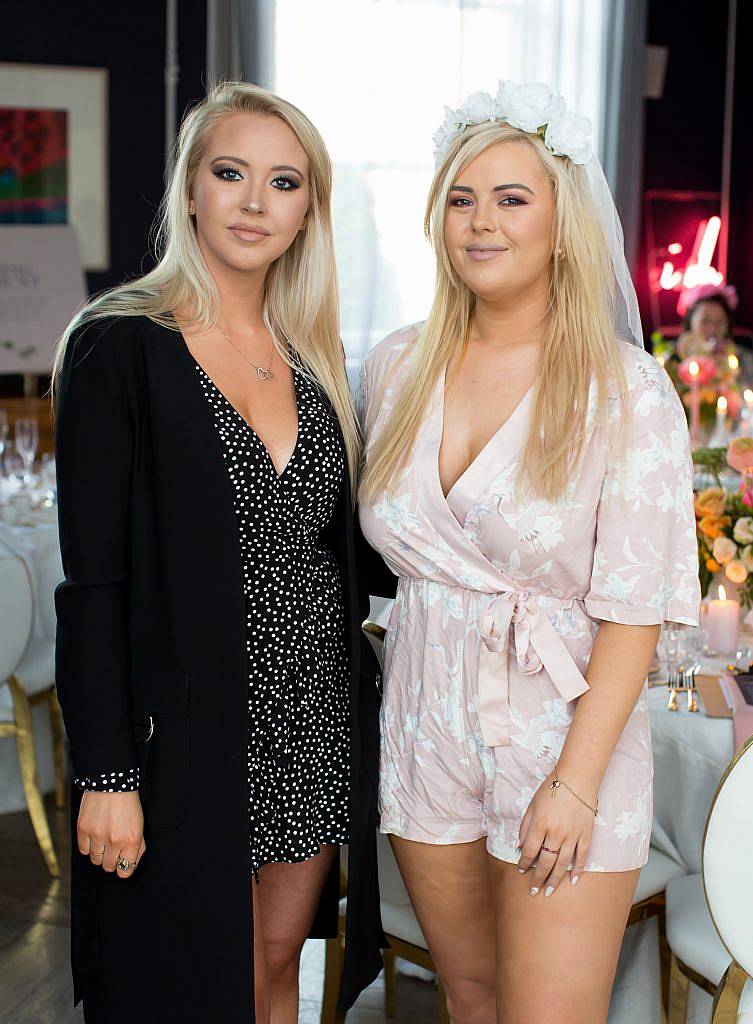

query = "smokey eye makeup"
[[447, 191, 528, 209], [213, 165, 243, 181], [271, 175, 301, 191], [210, 166, 302, 191]]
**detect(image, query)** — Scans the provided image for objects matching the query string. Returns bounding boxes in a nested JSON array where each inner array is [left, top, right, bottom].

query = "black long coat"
[[54, 315, 392, 1022]]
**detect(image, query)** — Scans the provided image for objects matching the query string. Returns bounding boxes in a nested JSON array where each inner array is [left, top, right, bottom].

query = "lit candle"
[[740, 389, 753, 437], [710, 394, 729, 447], [707, 584, 740, 654]]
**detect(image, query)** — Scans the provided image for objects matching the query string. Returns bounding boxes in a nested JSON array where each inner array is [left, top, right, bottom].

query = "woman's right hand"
[[77, 791, 146, 877]]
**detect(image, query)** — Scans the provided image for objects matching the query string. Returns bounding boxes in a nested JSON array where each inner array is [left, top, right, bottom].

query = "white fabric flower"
[[713, 536, 738, 565], [432, 106, 464, 161], [501, 81, 566, 133], [734, 516, 753, 544], [742, 544, 753, 572], [544, 111, 593, 165], [494, 79, 516, 119], [458, 91, 501, 126]]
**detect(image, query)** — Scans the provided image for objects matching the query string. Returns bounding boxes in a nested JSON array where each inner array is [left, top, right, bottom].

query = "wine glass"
[[3, 441, 23, 485], [0, 409, 8, 463], [14, 417, 39, 487], [39, 452, 57, 507]]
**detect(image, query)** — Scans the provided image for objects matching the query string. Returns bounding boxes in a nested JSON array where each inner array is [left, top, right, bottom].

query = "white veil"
[[585, 156, 644, 350]]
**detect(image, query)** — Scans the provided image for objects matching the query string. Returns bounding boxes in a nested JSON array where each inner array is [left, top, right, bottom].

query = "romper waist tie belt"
[[478, 590, 591, 748]]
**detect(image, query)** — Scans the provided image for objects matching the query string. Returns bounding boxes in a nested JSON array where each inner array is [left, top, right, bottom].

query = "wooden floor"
[[0, 794, 438, 1023]]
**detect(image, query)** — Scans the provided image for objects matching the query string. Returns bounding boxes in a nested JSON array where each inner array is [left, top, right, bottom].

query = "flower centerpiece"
[[694, 438, 753, 604], [653, 283, 745, 432]]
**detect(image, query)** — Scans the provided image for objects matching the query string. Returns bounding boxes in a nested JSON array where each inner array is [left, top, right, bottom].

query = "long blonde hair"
[[360, 121, 626, 503], [52, 80, 360, 489]]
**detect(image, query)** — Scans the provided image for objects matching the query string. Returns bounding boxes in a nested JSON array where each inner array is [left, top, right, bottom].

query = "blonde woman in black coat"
[[54, 81, 384, 1024]]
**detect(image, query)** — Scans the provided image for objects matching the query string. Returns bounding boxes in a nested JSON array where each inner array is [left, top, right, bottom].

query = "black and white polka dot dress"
[[197, 364, 351, 874], [72, 361, 351, 875]]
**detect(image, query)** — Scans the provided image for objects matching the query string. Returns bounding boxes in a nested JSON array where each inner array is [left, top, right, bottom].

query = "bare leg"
[[490, 858, 639, 1024], [254, 845, 339, 1024], [389, 836, 496, 1024], [252, 877, 271, 1024]]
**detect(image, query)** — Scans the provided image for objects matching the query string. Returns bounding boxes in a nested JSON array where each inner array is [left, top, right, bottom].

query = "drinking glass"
[[0, 409, 8, 463], [14, 417, 39, 486], [2, 442, 25, 493], [39, 452, 57, 507]]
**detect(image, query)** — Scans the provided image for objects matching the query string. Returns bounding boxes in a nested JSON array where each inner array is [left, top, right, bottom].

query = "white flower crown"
[[432, 80, 593, 168]]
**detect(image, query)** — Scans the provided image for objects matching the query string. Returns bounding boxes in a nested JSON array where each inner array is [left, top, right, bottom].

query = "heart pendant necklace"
[[218, 325, 275, 382]]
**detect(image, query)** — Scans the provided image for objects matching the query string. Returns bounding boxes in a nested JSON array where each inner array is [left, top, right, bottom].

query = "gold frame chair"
[[0, 676, 64, 877], [667, 734, 753, 1024]]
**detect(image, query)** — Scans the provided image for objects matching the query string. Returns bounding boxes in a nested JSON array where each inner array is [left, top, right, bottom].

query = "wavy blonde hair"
[[360, 121, 626, 504], [52, 80, 360, 489]]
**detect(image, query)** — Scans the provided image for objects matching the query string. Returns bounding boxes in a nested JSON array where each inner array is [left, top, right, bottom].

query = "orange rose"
[[706, 557, 720, 573], [726, 560, 749, 584], [699, 514, 731, 539], [727, 437, 753, 475], [695, 487, 727, 520]]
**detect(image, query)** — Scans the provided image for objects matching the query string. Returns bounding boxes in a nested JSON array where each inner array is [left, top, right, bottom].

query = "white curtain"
[[271, 0, 608, 378]]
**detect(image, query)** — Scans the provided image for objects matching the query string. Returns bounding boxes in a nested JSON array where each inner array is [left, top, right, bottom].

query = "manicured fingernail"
[[545, 886, 555, 898], [529, 886, 539, 896], [571, 874, 580, 886], [518, 867, 526, 874]]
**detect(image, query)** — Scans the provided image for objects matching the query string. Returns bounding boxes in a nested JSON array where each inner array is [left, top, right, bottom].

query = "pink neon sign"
[[658, 216, 725, 312]]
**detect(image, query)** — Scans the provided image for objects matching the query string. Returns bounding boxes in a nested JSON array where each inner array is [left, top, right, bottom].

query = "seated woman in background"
[[678, 283, 742, 356]]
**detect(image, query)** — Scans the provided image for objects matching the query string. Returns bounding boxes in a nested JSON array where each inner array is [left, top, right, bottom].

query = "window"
[[273, 0, 606, 379]]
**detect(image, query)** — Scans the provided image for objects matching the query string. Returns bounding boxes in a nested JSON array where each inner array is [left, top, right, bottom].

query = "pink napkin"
[[722, 673, 753, 752]]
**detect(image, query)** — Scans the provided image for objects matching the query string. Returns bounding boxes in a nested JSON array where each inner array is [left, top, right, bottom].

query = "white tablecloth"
[[649, 686, 733, 874], [0, 507, 63, 814]]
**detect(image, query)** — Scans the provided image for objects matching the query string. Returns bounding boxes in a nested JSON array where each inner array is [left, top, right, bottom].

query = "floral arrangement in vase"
[[653, 330, 745, 429], [694, 438, 753, 604]]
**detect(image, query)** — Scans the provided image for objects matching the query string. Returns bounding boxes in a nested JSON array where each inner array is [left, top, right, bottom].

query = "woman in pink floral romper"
[[359, 83, 700, 1024]]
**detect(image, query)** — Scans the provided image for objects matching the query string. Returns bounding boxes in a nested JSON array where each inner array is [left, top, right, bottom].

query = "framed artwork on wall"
[[0, 62, 109, 271]]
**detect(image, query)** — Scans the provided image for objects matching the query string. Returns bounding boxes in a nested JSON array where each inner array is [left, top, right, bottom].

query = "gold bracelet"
[[548, 764, 598, 817]]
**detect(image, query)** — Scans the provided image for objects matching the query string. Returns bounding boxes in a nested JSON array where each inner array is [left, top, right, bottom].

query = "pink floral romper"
[[358, 325, 700, 871]]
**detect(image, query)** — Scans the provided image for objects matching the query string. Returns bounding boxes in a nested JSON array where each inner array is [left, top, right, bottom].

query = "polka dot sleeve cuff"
[[73, 768, 140, 792]]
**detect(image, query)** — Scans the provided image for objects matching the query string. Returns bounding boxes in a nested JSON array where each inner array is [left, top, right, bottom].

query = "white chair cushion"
[[377, 831, 411, 905], [704, 740, 753, 977], [338, 893, 427, 950], [380, 900, 427, 950], [666, 873, 731, 986], [634, 847, 685, 903], [12, 640, 55, 694], [0, 550, 33, 680], [739, 978, 753, 1021]]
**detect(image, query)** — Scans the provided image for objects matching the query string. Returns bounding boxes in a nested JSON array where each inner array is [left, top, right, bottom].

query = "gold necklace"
[[217, 325, 275, 382]]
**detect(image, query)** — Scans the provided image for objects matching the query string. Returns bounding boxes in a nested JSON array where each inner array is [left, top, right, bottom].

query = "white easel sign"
[[0, 224, 86, 374]]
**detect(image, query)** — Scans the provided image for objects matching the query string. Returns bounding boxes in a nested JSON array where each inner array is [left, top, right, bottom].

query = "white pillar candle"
[[744, 390, 753, 435], [707, 584, 740, 654], [710, 395, 729, 447]]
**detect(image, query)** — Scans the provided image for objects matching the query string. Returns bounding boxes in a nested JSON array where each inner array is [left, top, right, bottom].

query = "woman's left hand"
[[516, 770, 596, 896]]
